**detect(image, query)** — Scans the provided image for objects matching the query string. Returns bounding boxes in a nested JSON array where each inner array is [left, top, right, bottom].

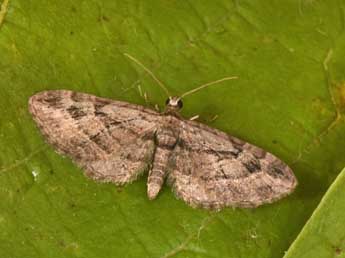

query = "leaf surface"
[[1, 1, 345, 257]]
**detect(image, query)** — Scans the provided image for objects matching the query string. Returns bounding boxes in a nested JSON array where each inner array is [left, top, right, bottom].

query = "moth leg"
[[189, 115, 199, 121], [202, 114, 219, 123], [208, 114, 218, 123], [189, 114, 218, 123], [137, 86, 161, 112]]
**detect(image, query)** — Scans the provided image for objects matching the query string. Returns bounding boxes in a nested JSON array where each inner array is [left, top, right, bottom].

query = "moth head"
[[165, 96, 183, 111]]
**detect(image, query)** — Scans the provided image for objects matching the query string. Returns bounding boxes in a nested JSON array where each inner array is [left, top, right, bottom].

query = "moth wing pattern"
[[29, 90, 161, 185], [167, 120, 297, 209]]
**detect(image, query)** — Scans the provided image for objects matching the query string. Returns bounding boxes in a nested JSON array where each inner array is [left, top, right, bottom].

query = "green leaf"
[[283, 167, 345, 258], [0, 0, 345, 257]]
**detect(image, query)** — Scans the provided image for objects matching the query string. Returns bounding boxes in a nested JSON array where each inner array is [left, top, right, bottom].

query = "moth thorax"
[[155, 129, 178, 148]]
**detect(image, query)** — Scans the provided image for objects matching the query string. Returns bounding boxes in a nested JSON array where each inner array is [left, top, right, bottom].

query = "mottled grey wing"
[[29, 90, 161, 185], [167, 120, 297, 209]]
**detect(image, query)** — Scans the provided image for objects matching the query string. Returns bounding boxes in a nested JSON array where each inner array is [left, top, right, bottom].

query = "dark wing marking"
[[29, 90, 161, 185], [167, 119, 297, 209]]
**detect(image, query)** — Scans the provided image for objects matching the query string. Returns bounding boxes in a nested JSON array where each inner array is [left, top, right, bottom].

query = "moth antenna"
[[124, 53, 171, 97], [179, 76, 238, 99]]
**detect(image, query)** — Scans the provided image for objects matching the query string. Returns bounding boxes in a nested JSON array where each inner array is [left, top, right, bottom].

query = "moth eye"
[[178, 99, 183, 109]]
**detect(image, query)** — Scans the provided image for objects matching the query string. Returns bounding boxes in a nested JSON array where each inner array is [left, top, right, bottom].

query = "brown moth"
[[28, 54, 297, 210]]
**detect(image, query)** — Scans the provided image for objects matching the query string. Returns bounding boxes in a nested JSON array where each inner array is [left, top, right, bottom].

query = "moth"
[[28, 54, 297, 210]]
